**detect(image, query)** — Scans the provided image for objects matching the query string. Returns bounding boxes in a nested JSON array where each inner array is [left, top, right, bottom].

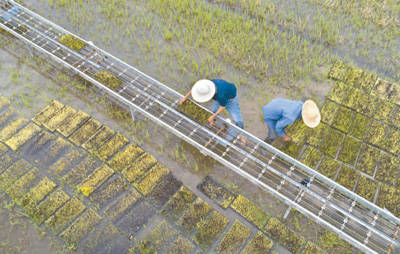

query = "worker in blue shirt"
[[179, 79, 245, 144], [262, 98, 321, 144]]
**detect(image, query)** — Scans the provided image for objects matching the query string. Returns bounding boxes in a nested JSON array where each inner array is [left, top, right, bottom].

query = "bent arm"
[[275, 117, 292, 136], [210, 106, 225, 120], [179, 90, 192, 104]]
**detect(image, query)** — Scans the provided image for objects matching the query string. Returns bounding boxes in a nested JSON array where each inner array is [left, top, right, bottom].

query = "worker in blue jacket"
[[262, 98, 320, 144]]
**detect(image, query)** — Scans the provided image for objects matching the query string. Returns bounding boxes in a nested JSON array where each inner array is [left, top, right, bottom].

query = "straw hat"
[[302, 100, 321, 128], [191, 79, 216, 103]]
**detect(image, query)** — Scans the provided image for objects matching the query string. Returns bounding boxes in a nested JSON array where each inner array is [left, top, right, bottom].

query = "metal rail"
[[1, 1, 399, 253]]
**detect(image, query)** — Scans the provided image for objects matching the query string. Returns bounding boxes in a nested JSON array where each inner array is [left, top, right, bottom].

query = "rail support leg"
[[130, 106, 136, 122], [25, 43, 33, 57]]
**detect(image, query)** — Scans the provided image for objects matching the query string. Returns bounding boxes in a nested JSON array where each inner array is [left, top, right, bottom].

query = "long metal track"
[[1, 1, 399, 253]]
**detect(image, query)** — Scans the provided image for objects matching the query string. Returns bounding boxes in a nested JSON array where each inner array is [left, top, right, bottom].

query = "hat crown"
[[197, 85, 210, 95]]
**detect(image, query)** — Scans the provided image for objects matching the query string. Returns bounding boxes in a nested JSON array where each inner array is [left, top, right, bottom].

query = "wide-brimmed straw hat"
[[191, 79, 216, 103], [302, 100, 321, 128]]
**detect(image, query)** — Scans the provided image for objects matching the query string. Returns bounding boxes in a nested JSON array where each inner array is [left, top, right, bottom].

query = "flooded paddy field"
[[0, 0, 399, 253]]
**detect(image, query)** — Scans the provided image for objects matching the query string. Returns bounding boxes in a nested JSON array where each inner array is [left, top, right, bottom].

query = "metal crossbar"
[[1, 1, 399, 253]]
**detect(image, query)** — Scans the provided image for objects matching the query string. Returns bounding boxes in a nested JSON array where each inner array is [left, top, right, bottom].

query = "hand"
[[282, 135, 292, 142], [208, 116, 216, 126], [178, 97, 186, 105]]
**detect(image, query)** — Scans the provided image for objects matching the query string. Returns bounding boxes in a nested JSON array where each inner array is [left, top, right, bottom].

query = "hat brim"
[[191, 80, 216, 103]]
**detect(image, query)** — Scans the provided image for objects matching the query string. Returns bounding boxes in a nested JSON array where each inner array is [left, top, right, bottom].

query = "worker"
[[179, 79, 245, 144], [262, 98, 320, 144]]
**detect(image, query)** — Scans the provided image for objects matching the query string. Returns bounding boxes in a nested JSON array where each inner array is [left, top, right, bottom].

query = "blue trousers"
[[212, 95, 244, 141]]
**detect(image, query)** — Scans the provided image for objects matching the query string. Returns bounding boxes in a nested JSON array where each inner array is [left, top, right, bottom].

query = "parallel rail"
[[1, 1, 399, 253]]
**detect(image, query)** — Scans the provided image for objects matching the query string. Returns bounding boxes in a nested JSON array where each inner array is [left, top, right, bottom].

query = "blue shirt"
[[262, 98, 303, 136], [211, 79, 237, 107]]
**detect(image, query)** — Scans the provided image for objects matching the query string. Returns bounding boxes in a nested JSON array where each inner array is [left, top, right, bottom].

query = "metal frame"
[[1, 1, 399, 253]]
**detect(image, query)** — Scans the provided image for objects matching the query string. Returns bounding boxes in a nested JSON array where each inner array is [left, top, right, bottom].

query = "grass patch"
[[332, 106, 354, 133], [355, 175, 377, 202], [194, 210, 229, 250], [338, 136, 361, 165], [230, 194, 269, 229], [216, 220, 251, 254], [93, 70, 124, 90], [178, 100, 212, 125], [336, 164, 358, 191], [241, 231, 273, 254], [58, 34, 86, 51], [263, 217, 305, 254], [161, 185, 196, 222], [348, 113, 370, 139]]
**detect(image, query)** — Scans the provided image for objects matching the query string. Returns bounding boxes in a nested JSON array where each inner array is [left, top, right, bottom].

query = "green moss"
[[0, 159, 32, 191], [39, 137, 70, 166], [355, 175, 377, 201], [392, 108, 400, 128], [194, 210, 229, 250], [344, 67, 363, 87], [95, 133, 129, 161], [320, 128, 344, 157], [348, 113, 370, 139], [300, 146, 323, 169], [93, 70, 124, 90], [121, 153, 158, 183], [44, 197, 86, 234], [375, 152, 400, 185], [134, 163, 169, 196], [374, 100, 396, 124], [108, 143, 144, 171], [320, 100, 339, 125], [384, 128, 400, 154], [58, 34, 86, 51], [319, 230, 352, 254], [216, 220, 251, 254], [338, 136, 361, 165], [377, 185, 400, 217], [22, 177, 57, 212], [304, 122, 329, 147], [32, 188, 70, 224], [63, 157, 100, 187], [263, 217, 305, 254], [336, 164, 358, 191], [77, 164, 114, 196], [342, 86, 362, 109], [33, 100, 64, 126], [82, 126, 114, 152], [0, 117, 28, 142], [198, 176, 235, 208], [355, 93, 379, 117], [230, 195, 269, 229], [48, 149, 85, 177], [332, 106, 354, 133], [69, 118, 102, 146], [90, 177, 128, 207], [161, 185, 196, 221], [5, 123, 41, 151], [317, 156, 340, 180], [7, 168, 39, 200], [241, 231, 273, 254], [365, 120, 387, 148], [328, 61, 348, 81], [104, 188, 141, 219], [60, 208, 101, 246], [280, 141, 302, 159], [56, 110, 90, 137], [177, 198, 212, 234], [356, 144, 380, 176], [372, 79, 392, 99], [389, 83, 400, 102], [302, 241, 327, 254], [136, 220, 178, 253], [286, 119, 312, 144], [326, 82, 349, 105], [166, 235, 195, 254], [43, 105, 76, 132], [178, 100, 212, 125], [354, 71, 377, 93]]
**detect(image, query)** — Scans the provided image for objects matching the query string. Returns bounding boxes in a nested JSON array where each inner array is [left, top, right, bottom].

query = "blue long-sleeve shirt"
[[262, 98, 303, 136]]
